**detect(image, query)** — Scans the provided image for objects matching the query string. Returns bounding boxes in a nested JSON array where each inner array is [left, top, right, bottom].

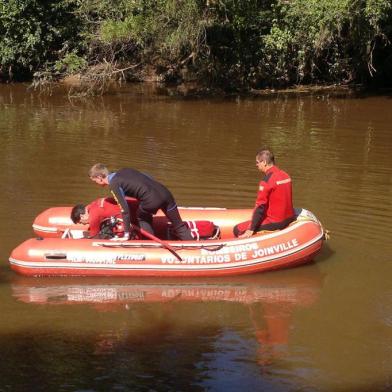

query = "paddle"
[[132, 225, 183, 261]]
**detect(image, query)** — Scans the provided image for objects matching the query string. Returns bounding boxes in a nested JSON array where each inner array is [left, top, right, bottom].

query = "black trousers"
[[233, 216, 296, 237], [136, 204, 193, 241]]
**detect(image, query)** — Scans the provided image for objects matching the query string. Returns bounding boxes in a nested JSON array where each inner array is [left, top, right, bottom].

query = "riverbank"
[[36, 77, 377, 100], [3, 77, 391, 101]]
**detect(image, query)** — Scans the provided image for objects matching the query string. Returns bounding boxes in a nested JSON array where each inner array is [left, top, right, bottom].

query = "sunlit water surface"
[[1, 84, 392, 391]]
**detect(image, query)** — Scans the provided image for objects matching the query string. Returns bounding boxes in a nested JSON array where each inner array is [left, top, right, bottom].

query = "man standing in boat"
[[88, 163, 193, 241], [234, 148, 295, 238]]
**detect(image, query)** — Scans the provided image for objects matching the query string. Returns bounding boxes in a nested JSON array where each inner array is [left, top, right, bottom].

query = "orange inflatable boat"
[[9, 207, 325, 277]]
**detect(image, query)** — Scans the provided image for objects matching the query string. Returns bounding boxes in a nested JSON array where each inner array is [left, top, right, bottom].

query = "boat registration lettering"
[[67, 251, 145, 263], [201, 242, 258, 255], [161, 254, 231, 264], [251, 238, 299, 258], [160, 239, 299, 264]]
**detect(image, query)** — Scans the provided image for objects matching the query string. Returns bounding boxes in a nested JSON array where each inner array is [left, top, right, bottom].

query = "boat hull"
[[10, 216, 324, 277]]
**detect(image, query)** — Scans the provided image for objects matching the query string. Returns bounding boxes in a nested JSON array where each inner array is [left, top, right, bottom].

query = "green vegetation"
[[0, 0, 83, 81], [1, 0, 391, 92]]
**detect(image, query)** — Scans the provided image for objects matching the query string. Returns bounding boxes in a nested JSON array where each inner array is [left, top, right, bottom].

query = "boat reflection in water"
[[11, 266, 325, 366]]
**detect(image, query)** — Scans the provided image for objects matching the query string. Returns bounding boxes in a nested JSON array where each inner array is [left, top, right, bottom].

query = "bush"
[[1, 0, 391, 89], [261, 0, 392, 86], [0, 0, 83, 81]]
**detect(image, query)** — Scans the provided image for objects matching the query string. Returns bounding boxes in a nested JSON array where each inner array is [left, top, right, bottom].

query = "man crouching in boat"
[[88, 163, 193, 241], [234, 148, 296, 238], [70, 197, 138, 239]]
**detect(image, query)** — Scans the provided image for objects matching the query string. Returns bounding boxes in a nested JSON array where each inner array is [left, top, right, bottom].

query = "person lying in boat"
[[88, 163, 193, 241], [234, 148, 296, 238], [70, 197, 138, 239]]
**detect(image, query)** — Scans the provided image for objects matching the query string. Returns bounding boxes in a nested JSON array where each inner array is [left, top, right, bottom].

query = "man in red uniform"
[[71, 197, 138, 238], [234, 148, 295, 238]]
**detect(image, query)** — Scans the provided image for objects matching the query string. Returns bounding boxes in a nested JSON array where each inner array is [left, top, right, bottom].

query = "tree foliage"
[[1, 0, 391, 89], [0, 0, 83, 80], [261, 0, 392, 86]]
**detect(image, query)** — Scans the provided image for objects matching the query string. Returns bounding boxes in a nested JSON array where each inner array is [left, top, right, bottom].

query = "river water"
[[1, 84, 391, 391]]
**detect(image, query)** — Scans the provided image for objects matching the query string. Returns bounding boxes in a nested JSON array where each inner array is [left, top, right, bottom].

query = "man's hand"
[[239, 229, 254, 239]]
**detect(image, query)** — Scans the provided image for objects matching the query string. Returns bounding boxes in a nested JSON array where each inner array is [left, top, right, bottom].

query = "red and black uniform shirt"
[[250, 166, 295, 231], [87, 197, 138, 237]]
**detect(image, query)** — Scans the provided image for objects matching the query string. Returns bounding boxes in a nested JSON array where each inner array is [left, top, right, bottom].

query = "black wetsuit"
[[108, 168, 192, 240]]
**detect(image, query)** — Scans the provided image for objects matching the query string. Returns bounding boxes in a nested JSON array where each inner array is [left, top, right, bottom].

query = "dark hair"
[[256, 148, 275, 165], [71, 204, 86, 223]]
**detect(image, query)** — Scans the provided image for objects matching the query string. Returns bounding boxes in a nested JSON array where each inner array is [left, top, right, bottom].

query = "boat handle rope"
[[45, 253, 67, 259], [99, 242, 226, 252], [294, 216, 330, 241]]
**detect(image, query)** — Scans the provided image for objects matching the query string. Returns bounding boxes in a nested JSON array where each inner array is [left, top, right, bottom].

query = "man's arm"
[[240, 181, 271, 238], [109, 184, 132, 238], [250, 204, 266, 232]]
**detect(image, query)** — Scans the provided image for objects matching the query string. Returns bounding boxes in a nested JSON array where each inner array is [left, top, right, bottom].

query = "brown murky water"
[[1, 84, 392, 391]]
